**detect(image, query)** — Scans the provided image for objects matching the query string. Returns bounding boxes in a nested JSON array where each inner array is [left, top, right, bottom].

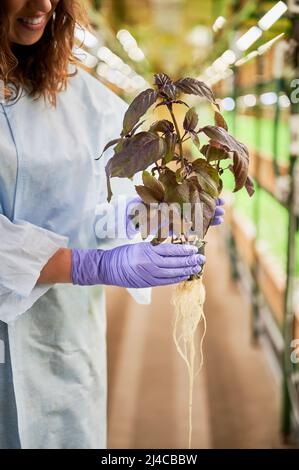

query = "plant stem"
[[167, 103, 184, 169]]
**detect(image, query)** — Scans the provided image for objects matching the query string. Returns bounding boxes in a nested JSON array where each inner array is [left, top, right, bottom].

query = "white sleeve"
[[0, 215, 68, 323]]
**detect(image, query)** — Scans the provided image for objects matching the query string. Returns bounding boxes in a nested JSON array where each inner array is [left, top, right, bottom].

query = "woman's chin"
[[10, 28, 46, 46]]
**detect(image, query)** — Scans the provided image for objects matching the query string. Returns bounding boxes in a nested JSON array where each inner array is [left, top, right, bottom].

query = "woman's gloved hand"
[[71, 242, 206, 288], [210, 197, 225, 226]]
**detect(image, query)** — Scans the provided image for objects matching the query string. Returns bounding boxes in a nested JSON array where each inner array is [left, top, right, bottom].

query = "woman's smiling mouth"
[[17, 15, 47, 31]]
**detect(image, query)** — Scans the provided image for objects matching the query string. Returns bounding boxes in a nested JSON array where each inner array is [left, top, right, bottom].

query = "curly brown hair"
[[0, 0, 89, 106]]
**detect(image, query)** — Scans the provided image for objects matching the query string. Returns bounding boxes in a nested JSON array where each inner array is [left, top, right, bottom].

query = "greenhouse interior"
[[76, 0, 299, 449], [1, 0, 299, 452]]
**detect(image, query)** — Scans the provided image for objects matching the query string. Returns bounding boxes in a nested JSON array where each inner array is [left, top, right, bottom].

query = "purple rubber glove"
[[125, 196, 144, 239], [71, 242, 206, 288], [210, 197, 225, 226]]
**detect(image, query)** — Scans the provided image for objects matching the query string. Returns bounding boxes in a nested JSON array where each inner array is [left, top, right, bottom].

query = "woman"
[[0, 0, 224, 449]]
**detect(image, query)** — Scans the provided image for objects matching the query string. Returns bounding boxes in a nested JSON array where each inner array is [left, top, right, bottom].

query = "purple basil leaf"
[[154, 73, 172, 89], [245, 174, 255, 197], [159, 83, 177, 100], [135, 185, 161, 204], [183, 107, 199, 131], [122, 89, 158, 136], [175, 77, 216, 105], [142, 170, 165, 202], [201, 125, 250, 192], [163, 131, 177, 164], [174, 99, 190, 108], [189, 130, 201, 149], [96, 138, 122, 160], [130, 119, 147, 136], [198, 190, 217, 235], [106, 131, 166, 179], [149, 119, 174, 134], [159, 168, 189, 205], [201, 142, 230, 162], [192, 158, 219, 198], [214, 111, 228, 131]]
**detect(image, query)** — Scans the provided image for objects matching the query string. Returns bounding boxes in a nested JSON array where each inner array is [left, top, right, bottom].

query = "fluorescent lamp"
[[107, 55, 123, 69], [212, 57, 228, 73], [131, 75, 147, 89], [96, 63, 109, 78], [258, 32, 285, 55], [75, 26, 98, 48], [97, 46, 113, 62], [222, 49, 236, 65], [73, 47, 98, 68], [205, 66, 215, 78], [279, 95, 290, 108], [213, 16, 226, 32], [243, 94, 257, 107], [236, 26, 263, 51], [221, 97, 235, 111], [260, 92, 278, 105], [235, 51, 258, 67], [128, 48, 145, 62], [116, 29, 131, 43], [258, 1, 288, 31], [117, 29, 137, 50], [120, 63, 132, 76]]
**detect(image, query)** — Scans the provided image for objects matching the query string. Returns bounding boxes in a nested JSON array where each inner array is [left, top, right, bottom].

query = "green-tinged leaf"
[[175, 77, 216, 105], [183, 177, 202, 237], [149, 119, 174, 134], [192, 159, 219, 197], [97, 138, 121, 160], [168, 175, 216, 238], [106, 131, 166, 179], [135, 185, 161, 204], [122, 89, 158, 136], [155, 169, 217, 237], [198, 191, 217, 235], [183, 107, 199, 131], [175, 167, 188, 184], [159, 168, 189, 205], [114, 137, 131, 154], [142, 170, 165, 202], [200, 126, 250, 192], [201, 141, 230, 162], [163, 131, 177, 164], [189, 130, 201, 149], [214, 111, 228, 131]]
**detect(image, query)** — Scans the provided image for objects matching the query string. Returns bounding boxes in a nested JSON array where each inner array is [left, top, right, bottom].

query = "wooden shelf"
[[254, 241, 286, 327], [249, 148, 289, 200], [231, 210, 286, 328], [231, 211, 256, 268]]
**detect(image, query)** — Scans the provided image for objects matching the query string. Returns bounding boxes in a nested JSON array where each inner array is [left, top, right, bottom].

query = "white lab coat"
[[0, 66, 149, 449]]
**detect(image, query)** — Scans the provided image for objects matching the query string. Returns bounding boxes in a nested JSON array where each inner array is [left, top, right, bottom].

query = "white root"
[[172, 276, 206, 449]]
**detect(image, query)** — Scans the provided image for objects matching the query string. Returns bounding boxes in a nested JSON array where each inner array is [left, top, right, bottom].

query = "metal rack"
[[226, 6, 299, 443]]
